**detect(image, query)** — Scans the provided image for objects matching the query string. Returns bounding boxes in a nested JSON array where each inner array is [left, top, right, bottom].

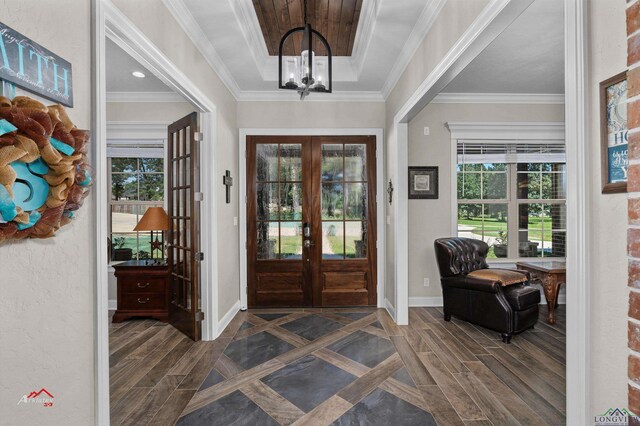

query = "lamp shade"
[[134, 207, 169, 231]]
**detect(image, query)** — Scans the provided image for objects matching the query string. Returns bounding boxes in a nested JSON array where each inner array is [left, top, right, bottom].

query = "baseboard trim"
[[217, 301, 240, 338], [384, 298, 397, 321], [108, 299, 117, 311]]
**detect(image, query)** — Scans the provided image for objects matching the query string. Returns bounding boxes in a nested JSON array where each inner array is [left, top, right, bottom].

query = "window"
[[457, 160, 566, 260], [109, 157, 164, 261]]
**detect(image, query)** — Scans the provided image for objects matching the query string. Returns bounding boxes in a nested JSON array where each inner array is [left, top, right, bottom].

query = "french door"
[[167, 112, 201, 340], [247, 135, 377, 308]]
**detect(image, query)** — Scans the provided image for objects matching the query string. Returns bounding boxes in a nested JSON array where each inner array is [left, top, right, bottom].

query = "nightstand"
[[112, 259, 170, 323]]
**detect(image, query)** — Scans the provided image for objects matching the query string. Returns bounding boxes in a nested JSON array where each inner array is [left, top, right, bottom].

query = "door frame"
[[93, 0, 221, 423], [388, 0, 588, 422], [239, 128, 385, 311]]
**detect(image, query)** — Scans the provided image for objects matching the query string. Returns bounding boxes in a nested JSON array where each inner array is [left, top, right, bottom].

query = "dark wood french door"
[[167, 112, 201, 340], [247, 135, 377, 308]]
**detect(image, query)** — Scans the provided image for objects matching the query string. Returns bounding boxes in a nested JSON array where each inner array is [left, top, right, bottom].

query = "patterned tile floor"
[[109, 306, 566, 425]]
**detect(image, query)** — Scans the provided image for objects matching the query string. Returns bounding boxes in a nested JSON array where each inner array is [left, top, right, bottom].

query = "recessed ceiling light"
[[132, 71, 145, 78]]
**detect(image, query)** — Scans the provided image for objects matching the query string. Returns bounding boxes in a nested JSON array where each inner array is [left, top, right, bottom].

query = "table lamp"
[[133, 207, 169, 263]]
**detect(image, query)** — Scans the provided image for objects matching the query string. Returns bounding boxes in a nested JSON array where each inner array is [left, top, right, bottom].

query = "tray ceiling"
[[252, 0, 363, 56]]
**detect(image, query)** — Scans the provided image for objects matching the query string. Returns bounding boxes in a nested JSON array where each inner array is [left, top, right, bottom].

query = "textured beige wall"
[[112, 0, 240, 321], [0, 1, 94, 424], [587, 0, 628, 415], [384, 0, 491, 309], [106, 101, 194, 122], [237, 101, 385, 129], [407, 102, 564, 300]]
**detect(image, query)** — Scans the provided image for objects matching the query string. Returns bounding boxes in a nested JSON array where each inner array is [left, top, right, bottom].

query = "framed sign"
[[600, 71, 627, 194], [0, 21, 73, 107], [408, 166, 438, 199]]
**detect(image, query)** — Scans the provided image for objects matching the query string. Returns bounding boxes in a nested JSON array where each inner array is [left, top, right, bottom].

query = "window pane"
[[483, 163, 506, 172], [111, 233, 137, 260], [111, 158, 137, 173], [483, 172, 507, 199], [257, 144, 278, 181], [111, 173, 138, 200], [322, 182, 343, 220], [457, 172, 481, 200], [322, 144, 343, 182], [280, 222, 302, 259], [457, 203, 507, 258], [457, 204, 483, 240], [345, 221, 367, 259], [323, 222, 343, 259], [546, 231, 566, 257], [280, 144, 302, 181], [280, 182, 302, 220], [111, 205, 140, 233], [257, 183, 279, 220], [345, 144, 367, 181], [139, 173, 164, 201], [135, 232, 153, 260], [345, 183, 366, 220], [140, 158, 163, 173], [257, 221, 279, 259]]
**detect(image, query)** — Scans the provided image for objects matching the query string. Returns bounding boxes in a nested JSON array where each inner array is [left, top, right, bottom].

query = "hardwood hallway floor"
[[109, 306, 566, 425]]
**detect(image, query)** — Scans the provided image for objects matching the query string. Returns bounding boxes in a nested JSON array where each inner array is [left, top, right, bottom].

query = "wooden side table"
[[516, 260, 566, 325], [112, 259, 170, 323]]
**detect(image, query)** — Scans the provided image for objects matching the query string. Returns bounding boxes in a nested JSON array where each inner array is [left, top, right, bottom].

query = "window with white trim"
[[107, 140, 165, 261], [456, 142, 566, 260]]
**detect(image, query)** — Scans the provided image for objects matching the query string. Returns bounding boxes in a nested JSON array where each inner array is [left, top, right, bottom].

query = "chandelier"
[[278, 0, 332, 100]]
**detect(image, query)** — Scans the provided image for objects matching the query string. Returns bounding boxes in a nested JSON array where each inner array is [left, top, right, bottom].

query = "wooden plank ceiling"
[[252, 0, 363, 56]]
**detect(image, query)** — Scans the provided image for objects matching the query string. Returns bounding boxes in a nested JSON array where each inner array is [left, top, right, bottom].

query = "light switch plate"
[[424, 127, 430, 136], [233, 217, 238, 226]]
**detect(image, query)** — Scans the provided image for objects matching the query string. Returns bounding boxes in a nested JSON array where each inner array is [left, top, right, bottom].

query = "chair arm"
[[510, 269, 531, 281], [441, 275, 500, 293]]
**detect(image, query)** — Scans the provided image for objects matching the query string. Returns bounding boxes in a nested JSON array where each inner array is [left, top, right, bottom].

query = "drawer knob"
[[137, 297, 150, 304], [137, 282, 151, 288]]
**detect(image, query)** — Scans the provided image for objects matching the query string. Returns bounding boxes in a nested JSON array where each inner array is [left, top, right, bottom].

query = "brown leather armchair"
[[434, 237, 540, 343]]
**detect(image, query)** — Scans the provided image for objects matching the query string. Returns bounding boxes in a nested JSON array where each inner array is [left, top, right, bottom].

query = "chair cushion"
[[467, 268, 528, 286], [503, 284, 541, 311]]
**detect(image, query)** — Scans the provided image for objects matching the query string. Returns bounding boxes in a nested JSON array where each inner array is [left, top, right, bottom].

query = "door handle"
[[304, 240, 315, 248]]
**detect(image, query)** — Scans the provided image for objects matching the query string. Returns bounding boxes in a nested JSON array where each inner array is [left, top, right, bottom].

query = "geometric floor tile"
[[254, 313, 289, 321], [338, 312, 372, 321], [176, 390, 278, 426], [328, 330, 396, 368], [280, 314, 343, 341], [331, 388, 437, 425], [371, 320, 384, 329], [261, 355, 357, 412], [238, 321, 254, 331], [223, 331, 294, 370], [390, 367, 416, 388], [198, 368, 226, 391]]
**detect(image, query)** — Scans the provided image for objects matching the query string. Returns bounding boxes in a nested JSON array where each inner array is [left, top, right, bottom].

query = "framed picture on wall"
[[408, 166, 438, 199], [600, 70, 628, 194]]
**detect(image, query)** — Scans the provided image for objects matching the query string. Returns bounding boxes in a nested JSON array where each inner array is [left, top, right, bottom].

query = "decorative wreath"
[[0, 95, 91, 243]]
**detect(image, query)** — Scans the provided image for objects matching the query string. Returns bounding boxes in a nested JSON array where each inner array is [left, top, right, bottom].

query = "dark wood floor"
[[109, 306, 565, 425]]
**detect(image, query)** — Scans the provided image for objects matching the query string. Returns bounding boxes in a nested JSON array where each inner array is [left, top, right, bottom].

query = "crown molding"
[[106, 91, 187, 103], [432, 92, 565, 104], [351, 0, 380, 77], [162, 0, 242, 99], [237, 90, 385, 102], [231, 0, 270, 78], [381, 0, 448, 99], [445, 121, 566, 141]]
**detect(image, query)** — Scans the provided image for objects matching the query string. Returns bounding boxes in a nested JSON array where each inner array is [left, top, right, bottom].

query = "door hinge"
[[195, 192, 204, 201], [197, 252, 204, 261], [194, 132, 203, 141], [195, 311, 204, 321], [245, 195, 247, 204]]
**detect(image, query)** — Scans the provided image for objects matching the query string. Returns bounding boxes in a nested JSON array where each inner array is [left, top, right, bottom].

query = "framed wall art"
[[600, 71, 628, 194], [408, 166, 438, 199]]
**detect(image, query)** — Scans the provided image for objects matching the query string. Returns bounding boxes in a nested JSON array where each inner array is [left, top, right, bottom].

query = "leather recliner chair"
[[434, 237, 540, 343]]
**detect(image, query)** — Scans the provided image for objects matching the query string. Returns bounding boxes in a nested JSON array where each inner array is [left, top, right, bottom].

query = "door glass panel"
[[345, 144, 367, 181], [323, 221, 344, 259], [281, 222, 302, 259], [257, 144, 278, 181], [257, 221, 279, 259], [322, 183, 343, 220], [280, 182, 302, 220], [280, 144, 302, 181], [344, 183, 366, 220], [322, 144, 343, 182], [257, 183, 279, 220], [345, 221, 367, 259]]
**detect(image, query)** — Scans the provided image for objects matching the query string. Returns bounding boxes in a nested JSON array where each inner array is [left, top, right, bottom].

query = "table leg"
[[542, 274, 559, 325]]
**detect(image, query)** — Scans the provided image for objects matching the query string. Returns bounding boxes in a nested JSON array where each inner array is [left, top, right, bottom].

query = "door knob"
[[304, 240, 315, 248]]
